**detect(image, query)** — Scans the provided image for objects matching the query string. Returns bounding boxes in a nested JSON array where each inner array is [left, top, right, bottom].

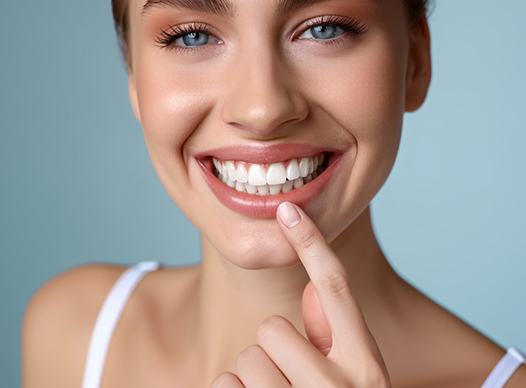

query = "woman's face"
[[126, 0, 430, 268]]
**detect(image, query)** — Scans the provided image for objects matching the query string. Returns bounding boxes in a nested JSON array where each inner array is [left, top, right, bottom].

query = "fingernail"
[[277, 202, 301, 228]]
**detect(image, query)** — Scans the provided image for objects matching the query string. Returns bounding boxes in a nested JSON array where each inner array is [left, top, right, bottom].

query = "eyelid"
[[289, 14, 367, 39], [155, 21, 223, 50], [155, 14, 367, 52]]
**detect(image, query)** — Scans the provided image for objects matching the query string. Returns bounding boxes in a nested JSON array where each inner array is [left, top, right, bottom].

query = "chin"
[[221, 231, 302, 270]]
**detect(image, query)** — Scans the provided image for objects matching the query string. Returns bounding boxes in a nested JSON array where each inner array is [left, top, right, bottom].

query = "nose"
[[220, 47, 308, 138]]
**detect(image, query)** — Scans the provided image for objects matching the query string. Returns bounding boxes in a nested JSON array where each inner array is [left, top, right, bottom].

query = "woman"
[[22, 0, 526, 387]]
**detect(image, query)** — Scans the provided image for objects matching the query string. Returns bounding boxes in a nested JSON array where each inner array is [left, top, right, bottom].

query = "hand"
[[210, 202, 391, 388]]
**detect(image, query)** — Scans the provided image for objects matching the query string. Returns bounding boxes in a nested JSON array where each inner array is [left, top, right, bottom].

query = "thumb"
[[302, 280, 333, 356]]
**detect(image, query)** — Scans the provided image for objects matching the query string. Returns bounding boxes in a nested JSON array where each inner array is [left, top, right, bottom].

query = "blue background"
[[1, 1, 525, 386]]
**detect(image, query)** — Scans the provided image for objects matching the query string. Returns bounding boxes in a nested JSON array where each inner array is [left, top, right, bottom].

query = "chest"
[[95, 336, 484, 388], [99, 337, 211, 388]]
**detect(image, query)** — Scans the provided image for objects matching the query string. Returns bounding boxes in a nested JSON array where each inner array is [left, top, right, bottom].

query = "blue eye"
[[299, 15, 368, 44], [155, 22, 221, 51], [300, 24, 344, 40], [155, 16, 367, 53], [178, 30, 211, 47]]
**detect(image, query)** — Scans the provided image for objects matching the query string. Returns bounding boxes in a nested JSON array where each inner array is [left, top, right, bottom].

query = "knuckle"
[[323, 375, 351, 388], [235, 345, 263, 371], [364, 373, 390, 388], [257, 315, 287, 338], [355, 364, 390, 388], [210, 372, 239, 388], [256, 315, 288, 343], [297, 226, 318, 250], [318, 270, 350, 300], [310, 363, 351, 388]]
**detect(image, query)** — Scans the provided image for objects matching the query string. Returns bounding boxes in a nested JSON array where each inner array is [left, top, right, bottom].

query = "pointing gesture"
[[211, 202, 391, 387]]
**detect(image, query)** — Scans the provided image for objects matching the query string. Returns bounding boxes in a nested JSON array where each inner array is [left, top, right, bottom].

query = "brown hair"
[[112, 0, 430, 70]]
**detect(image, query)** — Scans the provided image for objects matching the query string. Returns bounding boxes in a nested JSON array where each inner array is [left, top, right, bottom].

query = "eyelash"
[[154, 15, 368, 54]]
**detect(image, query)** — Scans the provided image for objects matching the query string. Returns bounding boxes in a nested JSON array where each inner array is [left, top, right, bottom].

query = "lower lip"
[[196, 154, 344, 219]]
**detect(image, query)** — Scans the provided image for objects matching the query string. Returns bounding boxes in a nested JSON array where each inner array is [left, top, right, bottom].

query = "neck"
[[195, 205, 403, 376]]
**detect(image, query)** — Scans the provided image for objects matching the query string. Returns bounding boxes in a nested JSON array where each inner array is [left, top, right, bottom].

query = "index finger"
[[276, 201, 374, 358]]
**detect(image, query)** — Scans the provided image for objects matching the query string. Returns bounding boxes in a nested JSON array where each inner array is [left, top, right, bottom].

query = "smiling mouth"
[[195, 147, 344, 218], [208, 151, 334, 195]]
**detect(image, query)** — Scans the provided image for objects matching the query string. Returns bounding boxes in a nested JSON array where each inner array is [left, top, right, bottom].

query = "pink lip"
[[193, 143, 343, 164], [194, 144, 345, 219]]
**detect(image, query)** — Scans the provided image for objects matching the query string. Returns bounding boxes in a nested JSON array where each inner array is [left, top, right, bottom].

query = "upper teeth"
[[213, 153, 325, 186]]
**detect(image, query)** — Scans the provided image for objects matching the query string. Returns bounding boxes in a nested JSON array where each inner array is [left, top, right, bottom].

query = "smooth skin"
[[22, 1, 526, 387]]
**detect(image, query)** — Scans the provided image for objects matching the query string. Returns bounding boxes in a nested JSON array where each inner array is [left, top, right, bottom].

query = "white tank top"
[[81, 260, 525, 388]]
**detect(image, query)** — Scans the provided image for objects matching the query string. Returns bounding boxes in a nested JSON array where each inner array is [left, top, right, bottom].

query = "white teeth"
[[286, 159, 300, 181], [282, 180, 294, 193], [248, 164, 267, 186], [267, 162, 287, 185], [213, 153, 327, 179], [308, 158, 314, 175], [213, 158, 221, 173], [245, 183, 257, 194], [236, 163, 248, 183], [217, 174, 306, 195], [213, 153, 328, 195], [226, 177, 236, 187], [226, 161, 237, 180], [269, 184, 282, 195], [298, 157, 310, 178], [293, 177, 304, 189], [256, 185, 269, 195]]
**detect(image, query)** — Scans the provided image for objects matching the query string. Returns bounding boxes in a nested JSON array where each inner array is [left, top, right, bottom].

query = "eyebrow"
[[142, 0, 338, 18]]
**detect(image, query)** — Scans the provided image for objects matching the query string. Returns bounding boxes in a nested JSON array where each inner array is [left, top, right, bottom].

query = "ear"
[[128, 72, 141, 123], [404, 16, 432, 112]]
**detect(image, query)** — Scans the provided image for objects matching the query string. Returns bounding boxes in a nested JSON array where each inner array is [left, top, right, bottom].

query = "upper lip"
[[193, 143, 344, 164]]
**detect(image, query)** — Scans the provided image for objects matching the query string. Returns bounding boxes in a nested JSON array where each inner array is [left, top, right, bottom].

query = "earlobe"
[[404, 16, 432, 112], [128, 73, 141, 122]]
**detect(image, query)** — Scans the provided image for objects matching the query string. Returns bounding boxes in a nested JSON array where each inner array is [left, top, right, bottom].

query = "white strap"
[[481, 346, 526, 388], [81, 261, 161, 388]]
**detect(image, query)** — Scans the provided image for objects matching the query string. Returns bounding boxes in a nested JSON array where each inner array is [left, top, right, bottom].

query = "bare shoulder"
[[392, 280, 526, 388], [451, 363, 526, 388], [474, 346, 526, 388], [21, 262, 129, 388], [418, 362, 526, 388], [505, 362, 526, 387], [443, 320, 526, 387], [21, 261, 202, 388]]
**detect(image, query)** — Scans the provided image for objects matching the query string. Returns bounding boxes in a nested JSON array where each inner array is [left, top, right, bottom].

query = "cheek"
[[341, 37, 406, 147], [352, 31, 407, 165], [309, 30, 408, 228], [135, 55, 203, 149], [347, 34, 407, 199], [133, 47, 219, 191], [289, 31, 407, 152]]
